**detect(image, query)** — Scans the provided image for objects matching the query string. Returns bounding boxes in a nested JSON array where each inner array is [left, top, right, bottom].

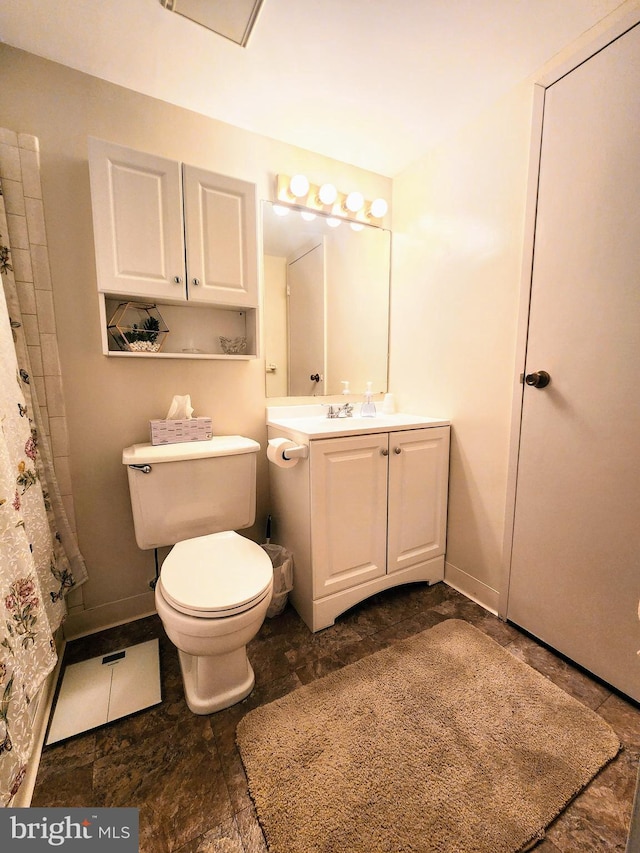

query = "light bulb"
[[345, 191, 364, 213], [350, 222, 365, 232], [273, 204, 290, 216], [318, 183, 337, 206], [300, 211, 316, 221], [369, 198, 388, 218], [326, 217, 341, 228], [289, 174, 310, 198]]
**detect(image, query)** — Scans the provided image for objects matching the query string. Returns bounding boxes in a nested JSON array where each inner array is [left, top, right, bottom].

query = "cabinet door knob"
[[380, 448, 389, 456], [192, 278, 200, 286], [394, 447, 402, 454], [173, 276, 183, 284]]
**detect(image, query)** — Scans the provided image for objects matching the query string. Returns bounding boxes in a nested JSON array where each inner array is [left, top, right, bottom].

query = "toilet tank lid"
[[122, 435, 260, 465]]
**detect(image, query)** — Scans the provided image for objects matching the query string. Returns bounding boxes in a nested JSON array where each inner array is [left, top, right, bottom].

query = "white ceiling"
[[0, 0, 626, 176]]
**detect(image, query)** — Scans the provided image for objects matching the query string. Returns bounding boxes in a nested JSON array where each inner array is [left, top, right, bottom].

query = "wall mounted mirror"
[[262, 200, 391, 397]]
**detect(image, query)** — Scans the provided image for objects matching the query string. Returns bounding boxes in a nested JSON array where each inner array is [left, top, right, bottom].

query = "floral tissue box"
[[150, 417, 213, 445]]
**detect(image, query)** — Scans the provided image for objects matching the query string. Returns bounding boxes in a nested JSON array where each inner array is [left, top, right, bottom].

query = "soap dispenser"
[[341, 381, 351, 395], [361, 382, 376, 417]]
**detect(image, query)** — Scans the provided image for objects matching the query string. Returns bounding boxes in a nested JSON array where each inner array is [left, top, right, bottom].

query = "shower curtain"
[[0, 130, 87, 804]]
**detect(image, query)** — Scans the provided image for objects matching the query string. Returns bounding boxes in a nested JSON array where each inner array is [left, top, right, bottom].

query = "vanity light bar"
[[276, 175, 388, 226]]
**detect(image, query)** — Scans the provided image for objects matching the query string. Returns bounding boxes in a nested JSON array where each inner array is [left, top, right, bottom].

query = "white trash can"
[[261, 544, 294, 618]]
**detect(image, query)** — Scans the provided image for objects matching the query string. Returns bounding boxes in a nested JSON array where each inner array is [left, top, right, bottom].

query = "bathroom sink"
[[266, 405, 449, 439]]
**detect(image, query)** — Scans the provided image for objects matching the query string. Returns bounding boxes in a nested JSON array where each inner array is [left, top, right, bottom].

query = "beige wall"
[[390, 84, 533, 610], [325, 226, 390, 396], [0, 45, 391, 636]]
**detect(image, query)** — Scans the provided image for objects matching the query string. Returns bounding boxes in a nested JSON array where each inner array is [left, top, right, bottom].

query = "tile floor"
[[32, 583, 639, 852]]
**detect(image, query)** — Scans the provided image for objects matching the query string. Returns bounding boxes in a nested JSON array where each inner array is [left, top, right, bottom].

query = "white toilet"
[[122, 436, 273, 714]]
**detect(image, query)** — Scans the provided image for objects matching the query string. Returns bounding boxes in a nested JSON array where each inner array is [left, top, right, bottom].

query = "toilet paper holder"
[[282, 444, 308, 460], [267, 437, 309, 468]]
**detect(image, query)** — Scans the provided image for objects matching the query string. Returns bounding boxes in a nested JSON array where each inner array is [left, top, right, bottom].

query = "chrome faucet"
[[337, 403, 354, 418], [323, 403, 354, 419]]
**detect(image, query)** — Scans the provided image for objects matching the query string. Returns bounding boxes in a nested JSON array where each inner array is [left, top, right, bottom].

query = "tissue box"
[[150, 417, 213, 446]]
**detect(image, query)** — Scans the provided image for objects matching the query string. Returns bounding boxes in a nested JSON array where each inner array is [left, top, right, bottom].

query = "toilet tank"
[[122, 436, 260, 550]]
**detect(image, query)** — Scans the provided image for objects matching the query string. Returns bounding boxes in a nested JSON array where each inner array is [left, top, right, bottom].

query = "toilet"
[[122, 436, 273, 714]]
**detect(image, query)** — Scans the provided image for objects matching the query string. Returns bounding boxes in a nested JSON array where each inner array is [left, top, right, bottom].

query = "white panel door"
[[182, 165, 257, 306], [507, 24, 640, 701], [387, 427, 450, 575], [88, 138, 186, 300], [310, 434, 388, 598], [288, 242, 325, 395]]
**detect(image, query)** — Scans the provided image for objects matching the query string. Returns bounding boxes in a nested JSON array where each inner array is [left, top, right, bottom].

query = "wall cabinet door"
[[310, 433, 388, 598], [89, 138, 187, 301], [183, 165, 257, 306], [387, 426, 449, 574]]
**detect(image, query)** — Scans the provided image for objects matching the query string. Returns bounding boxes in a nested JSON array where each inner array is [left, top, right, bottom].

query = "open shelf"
[[100, 297, 258, 360]]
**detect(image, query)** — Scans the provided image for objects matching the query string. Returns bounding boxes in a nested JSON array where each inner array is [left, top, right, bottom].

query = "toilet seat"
[[160, 531, 273, 618]]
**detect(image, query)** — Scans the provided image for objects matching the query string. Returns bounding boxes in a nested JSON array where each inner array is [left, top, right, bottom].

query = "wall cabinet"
[[88, 138, 258, 357], [269, 424, 450, 631]]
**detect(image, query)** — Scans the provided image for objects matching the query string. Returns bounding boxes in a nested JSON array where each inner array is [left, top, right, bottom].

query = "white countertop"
[[266, 405, 449, 439]]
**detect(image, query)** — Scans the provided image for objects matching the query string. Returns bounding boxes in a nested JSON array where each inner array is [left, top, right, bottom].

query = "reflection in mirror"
[[262, 201, 391, 397]]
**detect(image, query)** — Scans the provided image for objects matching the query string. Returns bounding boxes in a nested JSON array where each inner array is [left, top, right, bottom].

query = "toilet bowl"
[[155, 531, 273, 714]]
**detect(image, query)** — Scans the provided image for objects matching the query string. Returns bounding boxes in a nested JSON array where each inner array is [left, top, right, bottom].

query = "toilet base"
[[177, 647, 255, 715]]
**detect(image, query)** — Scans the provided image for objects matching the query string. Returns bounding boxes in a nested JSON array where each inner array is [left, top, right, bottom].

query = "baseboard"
[[10, 629, 66, 807], [63, 591, 157, 640], [444, 561, 500, 614]]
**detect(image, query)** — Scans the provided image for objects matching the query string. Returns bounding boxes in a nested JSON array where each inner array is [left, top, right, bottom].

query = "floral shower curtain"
[[0, 142, 87, 804]]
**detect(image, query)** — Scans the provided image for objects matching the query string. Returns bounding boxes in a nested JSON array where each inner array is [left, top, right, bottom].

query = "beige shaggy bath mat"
[[236, 618, 620, 853]]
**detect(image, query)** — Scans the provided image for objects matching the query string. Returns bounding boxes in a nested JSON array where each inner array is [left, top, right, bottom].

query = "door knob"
[[525, 370, 551, 388], [380, 448, 389, 457], [310, 374, 320, 383]]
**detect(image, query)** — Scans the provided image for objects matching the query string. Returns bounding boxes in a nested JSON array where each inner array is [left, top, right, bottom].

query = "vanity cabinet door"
[[310, 433, 388, 599], [387, 427, 449, 573], [88, 138, 186, 301], [387, 427, 450, 574], [183, 165, 258, 306]]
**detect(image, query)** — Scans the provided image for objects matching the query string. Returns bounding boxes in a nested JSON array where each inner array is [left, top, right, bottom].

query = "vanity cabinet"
[[88, 138, 258, 357], [269, 423, 450, 631]]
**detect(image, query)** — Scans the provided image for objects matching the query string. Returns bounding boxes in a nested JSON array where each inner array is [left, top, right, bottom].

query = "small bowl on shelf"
[[219, 336, 247, 355]]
